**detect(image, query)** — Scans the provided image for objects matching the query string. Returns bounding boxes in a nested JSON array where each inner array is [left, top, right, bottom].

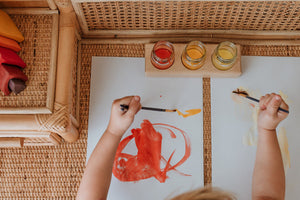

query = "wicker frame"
[[0, 6, 81, 145], [0, 9, 59, 114], [72, 0, 300, 44]]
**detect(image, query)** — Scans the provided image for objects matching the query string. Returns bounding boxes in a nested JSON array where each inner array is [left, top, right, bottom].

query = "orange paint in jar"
[[182, 41, 206, 70]]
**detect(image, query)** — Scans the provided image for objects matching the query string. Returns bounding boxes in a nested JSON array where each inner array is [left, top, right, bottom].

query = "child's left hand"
[[106, 96, 141, 137]]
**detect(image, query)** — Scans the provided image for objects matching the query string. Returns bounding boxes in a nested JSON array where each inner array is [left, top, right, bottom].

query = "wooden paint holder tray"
[[145, 43, 241, 77]]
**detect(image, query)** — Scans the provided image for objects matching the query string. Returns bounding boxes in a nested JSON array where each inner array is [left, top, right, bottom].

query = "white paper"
[[88, 57, 203, 200], [211, 56, 300, 199]]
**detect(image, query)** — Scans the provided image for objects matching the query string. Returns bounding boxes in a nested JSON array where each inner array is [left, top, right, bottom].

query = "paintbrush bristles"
[[232, 88, 248, 97], [165, 109, 177, 112]]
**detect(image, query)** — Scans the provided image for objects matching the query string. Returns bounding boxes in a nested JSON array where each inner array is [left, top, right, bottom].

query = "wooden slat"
[[0, 1, 49, 8], [203, 77, 212, 185], [0, 138, 24, 148]]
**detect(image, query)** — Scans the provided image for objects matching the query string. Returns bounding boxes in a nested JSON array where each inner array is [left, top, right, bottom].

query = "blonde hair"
[[169, 186, 236, 200]]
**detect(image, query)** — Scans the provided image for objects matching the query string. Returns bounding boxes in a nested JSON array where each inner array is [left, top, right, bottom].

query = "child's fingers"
[[267, 95, 282, 115], [259, 94, 271, 110], [279, 99, 289, 111], [278, 98, 289, 118], [112, 96, 134, 113], [259, 95, 267, 110], [262, 93, 274, 108], [126, 96, 141, 117]]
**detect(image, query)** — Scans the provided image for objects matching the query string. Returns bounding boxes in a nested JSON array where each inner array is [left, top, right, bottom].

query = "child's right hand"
[[106, 96, 141, 138], [258, 93, 289, 132]]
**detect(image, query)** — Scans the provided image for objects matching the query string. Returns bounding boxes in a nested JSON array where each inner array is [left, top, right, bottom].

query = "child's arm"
[[76, 96, 141, 200], [252, 93, 289, 200]]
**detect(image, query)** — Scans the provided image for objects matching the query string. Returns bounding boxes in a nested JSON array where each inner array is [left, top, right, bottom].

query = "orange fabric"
[[0, 10, 24, 42], [0, 35, 21, 52]]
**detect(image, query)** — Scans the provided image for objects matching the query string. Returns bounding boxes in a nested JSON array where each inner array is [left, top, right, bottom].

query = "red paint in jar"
[[151, 41, 174, 70], [155, 49, 172, 59]]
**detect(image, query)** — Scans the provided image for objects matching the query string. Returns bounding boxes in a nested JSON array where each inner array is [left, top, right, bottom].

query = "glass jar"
[[212, 41, 237, 71], [181, 41, 206, 70], [151, 41, 175, 70]]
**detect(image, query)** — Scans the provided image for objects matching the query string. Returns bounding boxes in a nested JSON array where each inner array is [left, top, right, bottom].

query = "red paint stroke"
[[113, 120, 191, 183]]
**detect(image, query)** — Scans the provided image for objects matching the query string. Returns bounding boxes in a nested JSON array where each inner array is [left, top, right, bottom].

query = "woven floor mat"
[[0, 44, 298, 199]]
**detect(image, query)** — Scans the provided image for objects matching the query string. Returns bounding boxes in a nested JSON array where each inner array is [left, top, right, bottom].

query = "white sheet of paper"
[[211, 56, 300, 199], [88, 57, 203, 200]]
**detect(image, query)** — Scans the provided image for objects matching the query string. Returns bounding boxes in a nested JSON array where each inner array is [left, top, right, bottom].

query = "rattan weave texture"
[[0, 14, 53, 109], [242, 45, 300, 56], [0, 43, 299, 198], [72, 39, 79, 121], [81, 1, 300, 31], [203, 77, 211, 185]]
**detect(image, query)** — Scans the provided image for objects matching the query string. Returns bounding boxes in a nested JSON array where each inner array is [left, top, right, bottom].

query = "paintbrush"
[[120, 104, 177, 112], [232, 89, 289, 114]]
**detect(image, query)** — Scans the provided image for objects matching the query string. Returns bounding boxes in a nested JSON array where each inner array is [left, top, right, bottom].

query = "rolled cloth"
[[0, 47, 26, 68], [0, 64, 28, 95], [0, 35, 21, 52], [0, 10, 24, 42], [8, 79, 26, 94]]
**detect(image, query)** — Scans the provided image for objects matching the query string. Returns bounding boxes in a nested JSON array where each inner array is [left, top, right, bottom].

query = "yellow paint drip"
[[176, 109, 201, 118], [278, 127, 291, 171], [218, 49, 234, 60], [279, 90, 292, 105], [187, 48, 203, 60]]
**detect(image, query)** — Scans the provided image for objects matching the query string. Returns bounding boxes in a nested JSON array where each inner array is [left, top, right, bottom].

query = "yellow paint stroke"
[[279, 90, 292, 105], [176, 109, 201, 118], [243, 106, 259, 146], [278, 127, 291, 172]]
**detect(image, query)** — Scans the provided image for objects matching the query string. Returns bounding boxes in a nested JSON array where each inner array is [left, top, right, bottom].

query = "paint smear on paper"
[[278, 127, 291, 171], [233, 88, 291, 171], [176, 109, 201, 118], [243, 106, 259, 146], [113, 120, 191, 183]]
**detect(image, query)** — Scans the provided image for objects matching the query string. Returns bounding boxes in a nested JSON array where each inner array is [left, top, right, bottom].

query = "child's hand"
[[258, 93, 289, 132], [107, 96, 141, 137]]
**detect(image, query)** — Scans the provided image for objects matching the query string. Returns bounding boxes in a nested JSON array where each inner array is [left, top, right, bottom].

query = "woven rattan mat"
[[80, 1, 300, 31], [0, 44, 299, 198]]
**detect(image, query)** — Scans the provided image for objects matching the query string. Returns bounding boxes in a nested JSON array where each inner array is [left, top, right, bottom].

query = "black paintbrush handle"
[[245, 96, 289, 114], [120, 104, 129, 111], [246, 96, 260, 103], [141, 106, 166, 112], [120, 104, 173, 112]]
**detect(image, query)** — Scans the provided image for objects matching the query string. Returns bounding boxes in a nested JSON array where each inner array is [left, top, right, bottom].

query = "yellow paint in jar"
[[212, 41, 237, 71], [218, 49, 234, 60]]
